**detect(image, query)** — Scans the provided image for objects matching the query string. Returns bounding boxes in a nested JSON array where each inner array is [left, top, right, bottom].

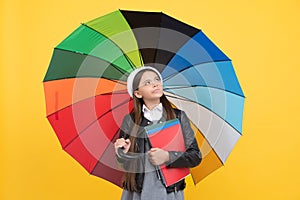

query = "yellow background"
[[1, 0, 300, 199]]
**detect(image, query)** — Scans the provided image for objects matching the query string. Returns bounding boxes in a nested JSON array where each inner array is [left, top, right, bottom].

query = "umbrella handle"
[[117, 147, 143, 160]]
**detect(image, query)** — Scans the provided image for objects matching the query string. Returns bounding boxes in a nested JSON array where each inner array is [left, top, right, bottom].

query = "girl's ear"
[[134, 90, 143, 99]]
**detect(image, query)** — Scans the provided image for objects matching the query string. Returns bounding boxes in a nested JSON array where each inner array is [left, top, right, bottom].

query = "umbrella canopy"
[[43, 10, 245, 187]]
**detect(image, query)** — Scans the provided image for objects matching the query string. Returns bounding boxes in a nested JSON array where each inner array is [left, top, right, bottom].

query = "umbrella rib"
[[43, 75, 128, 87], [165, 91, 242, 135], [46, 90, 128, 118], [81, 23, 136, 71], [152, 14, 163, 65], [138, 49, 144, 66], [44, 75, 122, 82], [104, 78, 127, 86], [164, 85, 245, 98], [165, 93, 195, 103], [62, 98, 132, 150], [163, 59, 231, 81]]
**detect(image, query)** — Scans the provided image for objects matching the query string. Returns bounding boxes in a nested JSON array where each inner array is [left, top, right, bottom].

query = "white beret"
[[127, 66, 163, 98]]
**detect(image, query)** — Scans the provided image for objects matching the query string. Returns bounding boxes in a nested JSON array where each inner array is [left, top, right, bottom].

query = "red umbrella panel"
[[44, 78, 132, 186]]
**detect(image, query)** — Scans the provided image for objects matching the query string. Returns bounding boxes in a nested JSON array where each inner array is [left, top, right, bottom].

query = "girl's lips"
[[152, 89, 162, 93]]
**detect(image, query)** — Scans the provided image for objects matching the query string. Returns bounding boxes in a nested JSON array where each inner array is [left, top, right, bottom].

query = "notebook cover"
[[145, 119, 190, 187]]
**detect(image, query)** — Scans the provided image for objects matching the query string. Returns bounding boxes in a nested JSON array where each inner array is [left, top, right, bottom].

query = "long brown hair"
[[123, 69, 176, 191]]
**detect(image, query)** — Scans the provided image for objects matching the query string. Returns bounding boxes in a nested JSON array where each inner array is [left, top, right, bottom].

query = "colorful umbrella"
[[43, 10, 245, 187]]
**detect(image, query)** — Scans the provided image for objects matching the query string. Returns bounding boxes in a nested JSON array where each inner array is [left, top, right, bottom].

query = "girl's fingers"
[[115, 138, 126, 148], [125, 139, 130, 145], [148, 148, 158, 153], [114, 138, 131, 154], [148, 148, 169, 165]]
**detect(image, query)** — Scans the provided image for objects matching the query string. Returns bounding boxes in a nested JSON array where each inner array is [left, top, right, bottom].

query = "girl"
[[114, 66, 201, 200]]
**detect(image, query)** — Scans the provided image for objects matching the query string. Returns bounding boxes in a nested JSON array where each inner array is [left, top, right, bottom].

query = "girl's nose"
[[153, 81, 159, 87]]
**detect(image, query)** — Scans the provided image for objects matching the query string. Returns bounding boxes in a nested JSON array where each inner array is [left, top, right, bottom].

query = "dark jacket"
[[117, 108, 202, 193]]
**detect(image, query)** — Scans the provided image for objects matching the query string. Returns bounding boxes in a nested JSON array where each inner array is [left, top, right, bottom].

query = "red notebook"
[[144, 119, 190, 187]]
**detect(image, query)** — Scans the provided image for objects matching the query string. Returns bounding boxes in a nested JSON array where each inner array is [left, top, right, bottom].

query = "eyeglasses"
[[139, 77, 162, 87]]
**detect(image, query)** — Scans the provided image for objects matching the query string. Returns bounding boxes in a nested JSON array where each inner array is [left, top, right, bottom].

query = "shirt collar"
[[142, 103, 163, 122], [142, 103, 163, 113]]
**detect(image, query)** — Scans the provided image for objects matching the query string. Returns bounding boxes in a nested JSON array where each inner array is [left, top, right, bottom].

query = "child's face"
[[134, 70, 163, 101]]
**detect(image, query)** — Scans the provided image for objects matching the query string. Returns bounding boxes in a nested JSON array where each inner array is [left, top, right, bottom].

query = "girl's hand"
[[114, 138, 131, 156], [148, 148, 170, 166]]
